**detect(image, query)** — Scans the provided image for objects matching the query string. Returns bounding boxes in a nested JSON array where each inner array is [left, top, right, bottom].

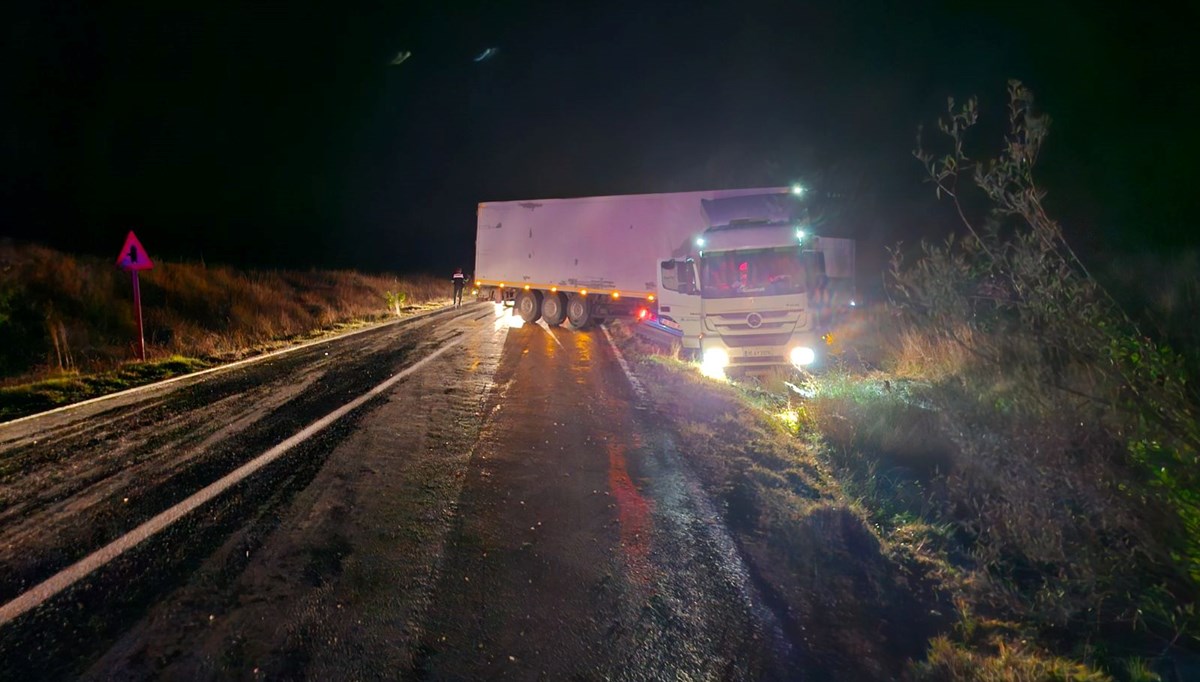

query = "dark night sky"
[[2, 1, 1197, 279]]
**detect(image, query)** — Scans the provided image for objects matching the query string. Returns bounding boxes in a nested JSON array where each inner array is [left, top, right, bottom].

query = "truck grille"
[[705, 310, 805, 336], [718, 332, 793, 348]]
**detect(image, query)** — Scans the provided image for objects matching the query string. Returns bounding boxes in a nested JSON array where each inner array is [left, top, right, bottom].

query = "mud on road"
[[1, 305, 802, 679]]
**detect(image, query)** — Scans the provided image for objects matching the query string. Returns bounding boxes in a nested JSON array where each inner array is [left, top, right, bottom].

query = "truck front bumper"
[[699, 333, 822, 369]]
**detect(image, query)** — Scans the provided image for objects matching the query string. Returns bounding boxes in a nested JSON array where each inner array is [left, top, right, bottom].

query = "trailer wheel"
[[566, 293, 591, 328], [515, 289, 543, 323], [541, 291, 567, 326]]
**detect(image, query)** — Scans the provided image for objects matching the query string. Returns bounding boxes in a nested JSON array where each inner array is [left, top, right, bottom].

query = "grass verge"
[[0, 356, 211, 421], [609, 319, 1141, 680], [0, 240, 454, 420]]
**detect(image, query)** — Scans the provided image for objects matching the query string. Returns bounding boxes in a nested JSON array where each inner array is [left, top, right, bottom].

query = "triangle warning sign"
[[116, 231, 154, 271]]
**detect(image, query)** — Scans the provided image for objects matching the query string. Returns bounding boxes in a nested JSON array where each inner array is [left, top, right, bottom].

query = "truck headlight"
[[702, 348, 730, 369], [789, 346, 816, 367], [700, 347, 730, 379]]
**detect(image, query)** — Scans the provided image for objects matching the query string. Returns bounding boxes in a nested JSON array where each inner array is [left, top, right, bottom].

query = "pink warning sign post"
[[115, 231, 153, 361]]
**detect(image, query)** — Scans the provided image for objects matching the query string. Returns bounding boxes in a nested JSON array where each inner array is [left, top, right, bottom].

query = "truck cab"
[[656, 217, 854, 373]]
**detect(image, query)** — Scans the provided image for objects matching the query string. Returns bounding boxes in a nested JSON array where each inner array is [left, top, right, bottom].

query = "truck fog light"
[[790, 346, 816, 367]]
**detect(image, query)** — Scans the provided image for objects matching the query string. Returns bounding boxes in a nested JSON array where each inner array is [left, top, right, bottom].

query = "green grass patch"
[[0, 355, 211, 421]]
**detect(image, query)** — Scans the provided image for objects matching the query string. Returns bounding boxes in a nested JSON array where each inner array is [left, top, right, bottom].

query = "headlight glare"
[[790, 346, 816, 367], [702, 348, 730, 369]]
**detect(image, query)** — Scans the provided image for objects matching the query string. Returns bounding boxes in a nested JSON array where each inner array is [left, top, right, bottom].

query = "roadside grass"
[[909, 635, 1116, 682], [812, 343, 1193, 679], [0, 240, 451, 418], [833, 348, 1186, 678], [609, 322, 955, 679], [0, 356, 212, 421], [609, 318, 1156, 679], [801, 364, 1157, 679]]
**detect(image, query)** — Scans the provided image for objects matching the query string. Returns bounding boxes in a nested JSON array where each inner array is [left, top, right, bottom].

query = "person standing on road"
[[452, 267, 466, 308]]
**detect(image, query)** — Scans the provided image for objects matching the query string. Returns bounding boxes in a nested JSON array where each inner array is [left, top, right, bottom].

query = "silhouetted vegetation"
[[831, 82, 1197, 679]]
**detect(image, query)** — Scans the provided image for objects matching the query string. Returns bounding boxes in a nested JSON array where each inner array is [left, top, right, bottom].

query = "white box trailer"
[[475, 188, 786, 295], [474, 188, 787, 325]]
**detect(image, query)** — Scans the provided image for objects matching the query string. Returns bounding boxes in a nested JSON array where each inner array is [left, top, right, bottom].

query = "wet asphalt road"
[[0, 303, 794, 680]]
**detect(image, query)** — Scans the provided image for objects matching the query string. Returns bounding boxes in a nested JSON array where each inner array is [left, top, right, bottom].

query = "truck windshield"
[[700, 247, 805, 299]]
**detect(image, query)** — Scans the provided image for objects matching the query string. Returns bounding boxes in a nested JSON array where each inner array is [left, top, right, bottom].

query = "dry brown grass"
[[886, 325, 976, 382], [908, 636, 1114, 682], [0, 241, 450, 383]]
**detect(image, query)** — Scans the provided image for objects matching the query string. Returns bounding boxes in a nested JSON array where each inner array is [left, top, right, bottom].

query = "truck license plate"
[[746, 348, 774, 357]]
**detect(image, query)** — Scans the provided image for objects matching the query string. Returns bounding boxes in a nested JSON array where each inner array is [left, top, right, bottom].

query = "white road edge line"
[[600, 327, 648, 403], [0, 335, 464, 627], [0, 304, 464, 429], [537, 320, 567, 351]]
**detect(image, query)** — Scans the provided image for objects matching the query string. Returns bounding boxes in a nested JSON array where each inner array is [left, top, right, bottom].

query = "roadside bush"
[[887, 82, 1200, 660]]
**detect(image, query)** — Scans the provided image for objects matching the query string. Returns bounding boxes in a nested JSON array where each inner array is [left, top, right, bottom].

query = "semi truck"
[[473, 187, 855, 370]]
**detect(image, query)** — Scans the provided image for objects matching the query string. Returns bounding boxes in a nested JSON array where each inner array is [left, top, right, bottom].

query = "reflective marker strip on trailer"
[[474, 280, 654, 301], [0, 335, 464, 627]]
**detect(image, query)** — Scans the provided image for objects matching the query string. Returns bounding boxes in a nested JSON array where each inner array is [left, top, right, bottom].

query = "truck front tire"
[[541, 292, 567, 326], [516, 289, 543, 323]]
